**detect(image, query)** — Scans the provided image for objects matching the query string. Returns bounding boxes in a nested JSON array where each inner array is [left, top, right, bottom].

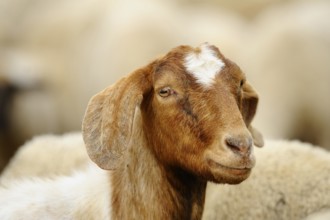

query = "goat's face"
[[142, 44, 263, 184], [83, 43, 263, 184]]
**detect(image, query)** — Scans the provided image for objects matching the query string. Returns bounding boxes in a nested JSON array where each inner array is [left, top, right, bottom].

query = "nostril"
[[225, 136, 252, 155], [226, 138, 241, 152]]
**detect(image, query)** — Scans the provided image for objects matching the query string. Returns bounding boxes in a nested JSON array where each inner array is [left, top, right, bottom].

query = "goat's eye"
[[158, 87, 172, 97]]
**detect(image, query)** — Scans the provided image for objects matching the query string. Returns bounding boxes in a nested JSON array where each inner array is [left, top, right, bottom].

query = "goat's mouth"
[[207, 159, 252, 175], [205, 154, 255, 184]]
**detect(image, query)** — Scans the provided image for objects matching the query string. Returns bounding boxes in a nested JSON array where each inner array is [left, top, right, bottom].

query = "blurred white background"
[[0, 0, 329, 171]]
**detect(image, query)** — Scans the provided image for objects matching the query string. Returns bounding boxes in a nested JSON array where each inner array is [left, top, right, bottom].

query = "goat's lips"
[[204, 151, 255, 183], [206, 159, 252, 176]]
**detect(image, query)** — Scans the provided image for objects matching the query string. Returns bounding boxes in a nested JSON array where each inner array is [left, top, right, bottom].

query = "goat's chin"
[[208, 167, 252, 185]]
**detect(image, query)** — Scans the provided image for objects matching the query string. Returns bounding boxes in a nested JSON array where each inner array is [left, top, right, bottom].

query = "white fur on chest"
[[184, 44, 225, 87]]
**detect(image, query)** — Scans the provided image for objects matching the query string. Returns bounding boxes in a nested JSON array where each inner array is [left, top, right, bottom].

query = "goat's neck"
[[110, 126, 207, 220]]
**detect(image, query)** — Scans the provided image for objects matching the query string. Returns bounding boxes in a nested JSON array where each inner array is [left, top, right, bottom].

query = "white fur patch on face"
[[184, 44, 225, 87]]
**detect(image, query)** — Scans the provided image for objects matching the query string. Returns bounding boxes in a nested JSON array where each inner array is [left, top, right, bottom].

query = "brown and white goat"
[[0, 43, 263, 220]]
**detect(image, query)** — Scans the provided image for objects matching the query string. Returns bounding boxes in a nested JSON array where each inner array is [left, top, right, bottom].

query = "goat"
[[0, 43, 263, 220]]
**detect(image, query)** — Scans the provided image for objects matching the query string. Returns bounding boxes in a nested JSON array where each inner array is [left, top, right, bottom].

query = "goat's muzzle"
[[204, 131, 256, 184]]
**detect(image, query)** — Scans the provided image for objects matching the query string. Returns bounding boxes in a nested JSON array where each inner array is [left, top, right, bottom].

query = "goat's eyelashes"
[[158, 87, 174, 98]]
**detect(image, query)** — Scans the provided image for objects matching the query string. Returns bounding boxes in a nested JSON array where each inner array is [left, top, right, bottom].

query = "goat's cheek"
[[153, 114, 194, 165], [146, 108, 181, 163], [148, 100, 208, 168]]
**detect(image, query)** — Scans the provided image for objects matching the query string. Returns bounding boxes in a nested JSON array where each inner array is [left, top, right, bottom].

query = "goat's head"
[[82, 43, 263, 184]]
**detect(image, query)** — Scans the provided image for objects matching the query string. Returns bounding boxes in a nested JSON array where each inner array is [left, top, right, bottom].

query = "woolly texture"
[[0, 163, 111, 220], [0, 133, 89, 182]]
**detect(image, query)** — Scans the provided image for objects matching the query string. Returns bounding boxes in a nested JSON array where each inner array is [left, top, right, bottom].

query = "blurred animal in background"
[[0, 77, 17, 172], [238, 0, 330, 149], [0, 49, 55, 172], [0, 133, 88, 181], [0, 0, 329, 172]]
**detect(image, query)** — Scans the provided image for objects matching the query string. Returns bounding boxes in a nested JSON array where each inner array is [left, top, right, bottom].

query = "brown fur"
[[82, 44, 263, 219]]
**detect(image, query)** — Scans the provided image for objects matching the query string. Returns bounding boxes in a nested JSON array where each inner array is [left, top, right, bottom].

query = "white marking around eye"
[[184, 43, 225, 87]]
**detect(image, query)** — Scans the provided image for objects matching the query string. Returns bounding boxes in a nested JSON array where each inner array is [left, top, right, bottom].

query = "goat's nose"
[[225, 135, 253, 155]]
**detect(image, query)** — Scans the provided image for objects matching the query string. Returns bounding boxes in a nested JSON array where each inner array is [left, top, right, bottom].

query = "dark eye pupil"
[[160, 89, 168, 94], [159, 87, 172, 97]]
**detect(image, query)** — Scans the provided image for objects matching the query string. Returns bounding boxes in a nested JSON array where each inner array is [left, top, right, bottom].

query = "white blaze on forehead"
[[184, 44, 225, 87]]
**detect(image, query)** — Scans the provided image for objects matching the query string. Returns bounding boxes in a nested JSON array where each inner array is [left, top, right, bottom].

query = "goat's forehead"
[[183, 43, 225, 87]]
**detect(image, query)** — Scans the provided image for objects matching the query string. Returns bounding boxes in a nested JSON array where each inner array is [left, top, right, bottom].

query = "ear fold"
[[82, 69, 152, 170], [241, 82, 264, 147]]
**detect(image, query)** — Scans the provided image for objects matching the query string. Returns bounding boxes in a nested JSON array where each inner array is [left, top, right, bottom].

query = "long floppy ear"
[[82, 68, 152, 170], [241, 82, 264, 147]]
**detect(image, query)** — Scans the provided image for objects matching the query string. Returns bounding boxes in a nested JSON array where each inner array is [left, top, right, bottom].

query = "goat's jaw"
[[204, 150, 256, 184]]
